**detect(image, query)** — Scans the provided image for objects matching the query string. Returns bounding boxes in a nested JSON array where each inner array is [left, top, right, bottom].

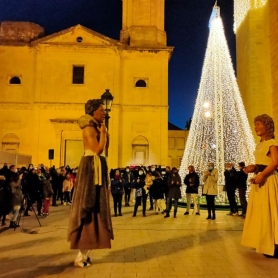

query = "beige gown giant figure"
[[241, 114, 278, 256], [68, 99, 113, 267]]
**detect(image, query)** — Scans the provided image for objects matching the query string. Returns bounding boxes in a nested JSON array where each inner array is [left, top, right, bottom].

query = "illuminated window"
[[9, 76, 21, 85], [72, 66, 84, 84]]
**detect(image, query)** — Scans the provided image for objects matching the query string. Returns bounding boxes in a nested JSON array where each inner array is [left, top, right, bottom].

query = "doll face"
[[93, 104, 105, 123]]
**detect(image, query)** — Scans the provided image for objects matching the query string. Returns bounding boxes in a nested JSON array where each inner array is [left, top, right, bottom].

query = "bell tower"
[[120, 0, 167, 47]]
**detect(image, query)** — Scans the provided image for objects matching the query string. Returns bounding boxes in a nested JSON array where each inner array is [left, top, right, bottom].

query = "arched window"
[[135, 79, 147, 88], [9, 76, 21, 85], [2, 133, 20, 153]]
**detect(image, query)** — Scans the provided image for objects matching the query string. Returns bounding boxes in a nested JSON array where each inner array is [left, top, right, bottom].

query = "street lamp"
[[101, 89, 114, 156]]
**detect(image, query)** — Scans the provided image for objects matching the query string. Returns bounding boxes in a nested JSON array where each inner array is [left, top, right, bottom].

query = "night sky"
[[0, 0, 235, 129]]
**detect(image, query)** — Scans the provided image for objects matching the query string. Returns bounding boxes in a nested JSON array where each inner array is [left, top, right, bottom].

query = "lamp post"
[[101, 89, 114, 156]]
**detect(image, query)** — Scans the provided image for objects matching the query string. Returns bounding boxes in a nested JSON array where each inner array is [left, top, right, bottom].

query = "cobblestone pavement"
[[0, 202, 278, 278]]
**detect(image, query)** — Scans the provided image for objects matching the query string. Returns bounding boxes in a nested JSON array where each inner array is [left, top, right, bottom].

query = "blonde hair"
[[254, 114, 275, 140]]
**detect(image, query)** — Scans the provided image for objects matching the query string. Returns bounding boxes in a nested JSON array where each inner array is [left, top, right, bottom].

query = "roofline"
[[30, 24, 124, 47]]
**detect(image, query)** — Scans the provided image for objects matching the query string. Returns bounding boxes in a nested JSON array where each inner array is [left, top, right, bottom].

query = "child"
[[42, 173, 54, 217], [63, 173, 73, 205]]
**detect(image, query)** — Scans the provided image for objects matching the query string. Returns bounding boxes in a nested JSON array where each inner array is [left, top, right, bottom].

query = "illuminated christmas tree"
[[179, 5, 255, 194]]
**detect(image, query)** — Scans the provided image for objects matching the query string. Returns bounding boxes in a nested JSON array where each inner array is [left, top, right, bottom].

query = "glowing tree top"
[[179, 4, 255, 187]]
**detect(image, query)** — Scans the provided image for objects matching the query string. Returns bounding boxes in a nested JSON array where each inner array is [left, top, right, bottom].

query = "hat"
[[85, 99, 103, 114]]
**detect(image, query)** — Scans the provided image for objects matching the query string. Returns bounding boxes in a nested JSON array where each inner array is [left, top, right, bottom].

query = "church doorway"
[[64, 140, 84, 168], [132, 136, 149, 166]]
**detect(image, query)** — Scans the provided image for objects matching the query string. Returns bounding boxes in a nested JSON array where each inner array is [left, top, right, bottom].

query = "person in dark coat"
[[224, 163, 239, 216], [122, 166, 134, 207], [50, 166, 59, 206], [149, 165, 160, 210], [57, 167, 66, 205], [132, 168, 147, 217], [151, 172, 165, 214], [161, 166, 171, 212], [184, 165, 200, 215], [0, 175, 12, 226], [24, 168, 42, 216], [9, 172, 23, 228], [163, 166, 171, 198], [164, 167, 181, 218], [0, 163, 9, 178], [111, 169, 124, 217], [237, 162, 248, 218]]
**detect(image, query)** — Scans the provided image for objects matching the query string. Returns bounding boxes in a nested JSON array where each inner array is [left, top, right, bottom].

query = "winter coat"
[[151, 177, 165, 199], [10, 179, 23, 207], [63, 179, 73, 192], [184, 172, 200, 194], [0, 176, 12, 214], [43, 179, 54, 198], [236, 169, 248, 188], [144, 175, 153, 194], [162, 171, 170, 195], [149, 171, 160, 194], [122, 171, 134, 189], [132, 174, 146, 197], [167, 173, 182, 199], [202, 168, 218, 196], [25, 171, 42, 201], [111, 178, 124, 195], [224, 167, 238, 191]]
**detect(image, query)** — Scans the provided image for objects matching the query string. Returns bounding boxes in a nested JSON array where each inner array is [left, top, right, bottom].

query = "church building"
[[234, 0, 278, 137], [0, 0, 174, 168]]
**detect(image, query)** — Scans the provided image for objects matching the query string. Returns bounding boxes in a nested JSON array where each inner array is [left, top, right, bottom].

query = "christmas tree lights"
[[179, 5, 255, 197]]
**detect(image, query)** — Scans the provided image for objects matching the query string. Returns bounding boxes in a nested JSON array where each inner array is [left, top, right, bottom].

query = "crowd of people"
[[0, 113, 277, 260], [109, 162, 250, 221], [0, 160, 250, 228], [0, 163, 78, 228]]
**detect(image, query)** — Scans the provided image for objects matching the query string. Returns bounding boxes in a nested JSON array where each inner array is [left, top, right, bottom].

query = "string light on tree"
[[179, 4, 255, 199]]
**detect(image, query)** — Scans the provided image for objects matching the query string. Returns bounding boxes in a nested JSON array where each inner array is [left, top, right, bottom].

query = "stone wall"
[[269, 0, 278, 128], [235, 2, 274, 138], [0, 21, 44, 43]]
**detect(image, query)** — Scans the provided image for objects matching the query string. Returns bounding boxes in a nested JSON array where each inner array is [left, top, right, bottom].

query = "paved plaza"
[[0, 202, 278, 278]]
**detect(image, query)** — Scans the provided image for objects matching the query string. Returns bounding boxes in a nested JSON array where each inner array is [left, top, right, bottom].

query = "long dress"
[[68, 114, 114, 250], [241, 139, 278, 255]]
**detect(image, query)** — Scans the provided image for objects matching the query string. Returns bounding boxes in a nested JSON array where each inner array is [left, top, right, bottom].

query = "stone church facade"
[[234, 0, 278, 138], [0, 0, 175, 168]]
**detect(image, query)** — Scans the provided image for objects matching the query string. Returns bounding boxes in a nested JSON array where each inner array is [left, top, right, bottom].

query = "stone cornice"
[[0, 102, 167, 113], [0, 102, 84, 110], [0, 102, 33, 109], [120, 105, 168, 112], [50, 119, 78, 124], [35, 102, 84, 110]]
